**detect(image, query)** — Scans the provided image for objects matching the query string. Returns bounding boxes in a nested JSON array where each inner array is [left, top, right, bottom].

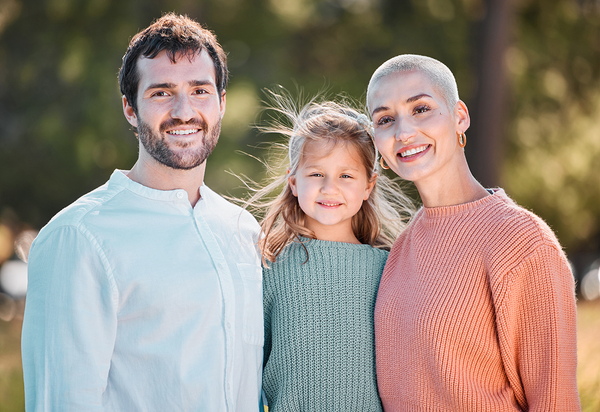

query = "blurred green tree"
[[0, 0, 599, 260]]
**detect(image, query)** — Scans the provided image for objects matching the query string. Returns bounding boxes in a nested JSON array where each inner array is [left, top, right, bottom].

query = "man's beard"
[[137, 116, 221, 170]]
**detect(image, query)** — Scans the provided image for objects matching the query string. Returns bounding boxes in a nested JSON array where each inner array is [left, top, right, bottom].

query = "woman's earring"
[[458, 132, 467, 148], [380, 157, 390, 170]]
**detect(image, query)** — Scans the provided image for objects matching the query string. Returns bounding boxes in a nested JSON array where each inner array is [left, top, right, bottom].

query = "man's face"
[[123, 49, 226, 170]]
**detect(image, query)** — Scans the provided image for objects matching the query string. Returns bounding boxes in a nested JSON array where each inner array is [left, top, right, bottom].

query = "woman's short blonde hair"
[[367, 54, 459, 110]]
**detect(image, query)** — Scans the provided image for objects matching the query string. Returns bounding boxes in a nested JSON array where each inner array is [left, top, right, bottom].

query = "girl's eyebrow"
[[303, 165, 361, 172]]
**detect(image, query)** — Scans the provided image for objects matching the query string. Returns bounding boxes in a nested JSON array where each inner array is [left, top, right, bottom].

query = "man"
[[21, 14, 263, 411]]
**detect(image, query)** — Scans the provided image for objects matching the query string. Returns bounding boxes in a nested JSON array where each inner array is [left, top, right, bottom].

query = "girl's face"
[[288, 141, 375, 244], [368, 70, 469, 188]]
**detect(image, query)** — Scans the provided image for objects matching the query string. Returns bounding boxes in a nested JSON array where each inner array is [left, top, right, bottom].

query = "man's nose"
[[171, 94, 196, 122]]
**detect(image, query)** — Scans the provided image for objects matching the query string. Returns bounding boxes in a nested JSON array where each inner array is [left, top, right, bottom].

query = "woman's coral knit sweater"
[[374, 189, 580, 411]]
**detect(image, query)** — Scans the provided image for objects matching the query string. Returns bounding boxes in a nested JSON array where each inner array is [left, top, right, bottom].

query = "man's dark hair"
[[119, 13, 228, 113]]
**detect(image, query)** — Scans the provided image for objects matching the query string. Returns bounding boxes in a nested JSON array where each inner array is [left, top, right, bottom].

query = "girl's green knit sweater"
[[262, 238, 387, 412]]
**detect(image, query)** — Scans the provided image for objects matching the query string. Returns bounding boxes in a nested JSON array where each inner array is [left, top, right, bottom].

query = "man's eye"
[[151, 91, 168, 97]]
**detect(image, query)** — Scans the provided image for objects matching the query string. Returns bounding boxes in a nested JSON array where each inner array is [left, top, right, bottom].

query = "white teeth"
[[168, 129, 199, 135], [400, 145, 427, 157], [319, 202, 341, 206]]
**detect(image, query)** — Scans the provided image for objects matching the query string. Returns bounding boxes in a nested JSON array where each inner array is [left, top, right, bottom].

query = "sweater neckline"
[[421, 188, 507, 219], [296, 236, 375, 250]]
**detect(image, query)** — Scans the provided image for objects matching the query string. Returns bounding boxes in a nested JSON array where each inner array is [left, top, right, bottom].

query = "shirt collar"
[[108, 169, 201, 203]]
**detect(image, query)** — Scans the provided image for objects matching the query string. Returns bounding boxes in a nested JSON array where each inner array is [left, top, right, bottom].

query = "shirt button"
[[226, 322, 231, 329], [176, 192, 185, 199], [227, 383, 230, 390]]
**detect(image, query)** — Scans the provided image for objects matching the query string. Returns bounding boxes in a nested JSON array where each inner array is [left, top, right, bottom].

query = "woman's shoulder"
[[478, 190, 566, 278], [486, 189, 561, 247]]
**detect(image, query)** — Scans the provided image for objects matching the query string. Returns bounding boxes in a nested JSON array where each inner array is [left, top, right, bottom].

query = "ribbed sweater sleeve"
[[374, 189, 580, 412], [494, 243, 578, 411], [262, 239, 388, 412]]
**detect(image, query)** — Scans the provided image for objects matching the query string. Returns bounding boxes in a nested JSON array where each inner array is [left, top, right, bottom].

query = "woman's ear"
[[455, 100, 470, 133]]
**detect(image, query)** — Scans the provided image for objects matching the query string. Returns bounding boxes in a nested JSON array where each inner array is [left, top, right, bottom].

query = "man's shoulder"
[[40, 179, 124, 235], [201, 185, 259, 227]]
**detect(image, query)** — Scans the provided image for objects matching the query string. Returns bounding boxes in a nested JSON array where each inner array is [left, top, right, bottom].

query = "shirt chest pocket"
[[236, 263, 264, 346]]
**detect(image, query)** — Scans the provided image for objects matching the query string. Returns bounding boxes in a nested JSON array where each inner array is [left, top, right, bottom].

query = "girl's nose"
[[321, 177, 340, 194]]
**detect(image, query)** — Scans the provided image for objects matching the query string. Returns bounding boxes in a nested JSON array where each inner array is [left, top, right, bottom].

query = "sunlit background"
[[1, 0, 600, 410]]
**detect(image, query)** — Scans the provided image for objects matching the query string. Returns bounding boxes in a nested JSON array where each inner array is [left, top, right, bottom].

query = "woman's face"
[[368, 71, 468, 187]]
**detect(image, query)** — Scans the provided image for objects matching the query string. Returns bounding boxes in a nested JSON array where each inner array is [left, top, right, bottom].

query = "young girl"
[[248, 95, 414, 411]]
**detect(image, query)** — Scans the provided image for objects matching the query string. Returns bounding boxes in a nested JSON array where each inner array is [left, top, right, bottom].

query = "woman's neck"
[[415, 158, 490, 208]]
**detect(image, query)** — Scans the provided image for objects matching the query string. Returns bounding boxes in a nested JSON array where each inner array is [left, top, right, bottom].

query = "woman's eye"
[[414, 105, 430, 114], [377, 116, 393, 126]]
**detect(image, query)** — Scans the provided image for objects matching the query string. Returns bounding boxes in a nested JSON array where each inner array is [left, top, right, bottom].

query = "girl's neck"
[[305, 221, 361, 244]]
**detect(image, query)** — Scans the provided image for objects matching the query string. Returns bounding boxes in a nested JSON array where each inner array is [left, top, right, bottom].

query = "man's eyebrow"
[[406, 93, 432, 103], [188, 80, 214, 87], [145, 82, 175, 91], [145, 80, 215, 91]]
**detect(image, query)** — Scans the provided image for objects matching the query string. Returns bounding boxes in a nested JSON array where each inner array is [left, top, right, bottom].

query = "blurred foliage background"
[[1, 0, 599, 260], [1, 0, 600, 410]]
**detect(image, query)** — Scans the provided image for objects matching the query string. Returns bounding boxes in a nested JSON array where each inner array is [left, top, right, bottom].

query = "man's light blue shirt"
[[22, 170, 264, 411]]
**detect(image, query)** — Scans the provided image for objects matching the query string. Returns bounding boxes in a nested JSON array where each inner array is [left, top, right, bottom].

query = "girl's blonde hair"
[[245, 90, 415, 264]]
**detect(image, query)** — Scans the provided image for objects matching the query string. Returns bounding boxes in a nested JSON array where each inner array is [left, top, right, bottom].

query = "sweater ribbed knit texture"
[[374, 189, 580, 412], [263, 238, 388, 411]]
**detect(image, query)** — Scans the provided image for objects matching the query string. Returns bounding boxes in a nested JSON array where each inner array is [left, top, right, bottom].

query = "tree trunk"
[[466, 0, 513, 188]]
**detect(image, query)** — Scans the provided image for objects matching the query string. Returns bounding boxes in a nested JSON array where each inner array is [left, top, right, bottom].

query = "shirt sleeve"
[[22, 224, 118, 411], [495, 243, 580, 411]]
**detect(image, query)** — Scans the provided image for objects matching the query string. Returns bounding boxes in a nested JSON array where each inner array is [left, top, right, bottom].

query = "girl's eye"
[[414, 105, 430, 114], [309, 173, 323, 177], [340, 174, 352, 179]]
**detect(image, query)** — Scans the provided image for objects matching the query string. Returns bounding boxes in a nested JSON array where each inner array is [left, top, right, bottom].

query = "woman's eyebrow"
[[406, 93, 432, 103]]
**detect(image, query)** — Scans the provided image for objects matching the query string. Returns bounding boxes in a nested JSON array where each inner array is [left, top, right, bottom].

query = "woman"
[[366, 54, 580, 411]]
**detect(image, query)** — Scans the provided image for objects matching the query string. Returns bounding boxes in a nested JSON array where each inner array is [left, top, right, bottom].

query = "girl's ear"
[[288, 174, 298, 197], [364, 173, 377, 201]]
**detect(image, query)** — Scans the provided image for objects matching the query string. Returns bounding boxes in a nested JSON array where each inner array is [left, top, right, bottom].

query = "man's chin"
[[156, 153, 208, 170]]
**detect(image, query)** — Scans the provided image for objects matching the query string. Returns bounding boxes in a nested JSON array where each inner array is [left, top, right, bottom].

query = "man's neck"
[[127, 157, 206, 207]]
